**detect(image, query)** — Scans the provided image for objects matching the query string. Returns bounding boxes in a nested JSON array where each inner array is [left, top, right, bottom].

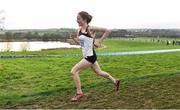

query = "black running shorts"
[[84, 49, 97, 64]]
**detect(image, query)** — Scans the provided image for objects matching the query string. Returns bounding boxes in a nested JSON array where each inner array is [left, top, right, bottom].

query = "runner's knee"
[[70, 68, 78, 75]]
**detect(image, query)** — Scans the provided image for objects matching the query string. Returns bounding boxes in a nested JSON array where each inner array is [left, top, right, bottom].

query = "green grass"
[[97, 39, 180, 52], [0, 38, 180, 108]]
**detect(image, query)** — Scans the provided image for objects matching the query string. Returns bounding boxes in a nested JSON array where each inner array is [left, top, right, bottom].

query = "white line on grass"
[[1, 49, 180, 59]]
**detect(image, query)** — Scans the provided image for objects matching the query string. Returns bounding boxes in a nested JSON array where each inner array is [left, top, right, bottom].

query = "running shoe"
[[71, 93, 85, 102], [114, 79, 120, 91]]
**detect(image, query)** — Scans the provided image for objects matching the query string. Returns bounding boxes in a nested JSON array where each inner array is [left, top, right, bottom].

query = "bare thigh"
[[91, 61, 102, 75], [71, 59, 92, 74]]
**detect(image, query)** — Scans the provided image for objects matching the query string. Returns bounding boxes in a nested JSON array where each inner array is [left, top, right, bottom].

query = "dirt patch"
[[5, 73, 180, 109]]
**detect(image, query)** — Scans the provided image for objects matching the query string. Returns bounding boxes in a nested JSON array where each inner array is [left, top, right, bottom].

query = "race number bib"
[[80, 40, 84, 47]]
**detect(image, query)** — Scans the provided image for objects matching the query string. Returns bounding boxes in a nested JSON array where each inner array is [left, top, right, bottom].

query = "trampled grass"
[[0, 38, 180, 108]]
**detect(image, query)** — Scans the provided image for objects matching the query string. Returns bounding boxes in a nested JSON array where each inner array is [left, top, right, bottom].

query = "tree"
[[5, 32, 13, 42]]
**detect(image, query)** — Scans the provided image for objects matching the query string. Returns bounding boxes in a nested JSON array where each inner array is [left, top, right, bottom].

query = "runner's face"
[[77, 14, 86, 26]]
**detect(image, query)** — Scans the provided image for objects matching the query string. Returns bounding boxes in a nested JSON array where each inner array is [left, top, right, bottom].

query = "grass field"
[[0, 38, 180, 109]]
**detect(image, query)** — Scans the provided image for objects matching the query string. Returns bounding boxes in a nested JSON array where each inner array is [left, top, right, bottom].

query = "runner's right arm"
[[72, 28, 80, 45]]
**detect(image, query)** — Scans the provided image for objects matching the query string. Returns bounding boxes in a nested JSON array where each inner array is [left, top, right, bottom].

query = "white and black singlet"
[[78, 26, 97, 64]]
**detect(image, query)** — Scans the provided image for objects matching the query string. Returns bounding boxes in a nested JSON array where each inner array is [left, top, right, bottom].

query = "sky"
[[0, 0, 180, 29]]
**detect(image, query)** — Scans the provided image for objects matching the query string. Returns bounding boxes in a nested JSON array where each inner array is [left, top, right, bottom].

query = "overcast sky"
[[0, 0, 180, 29]]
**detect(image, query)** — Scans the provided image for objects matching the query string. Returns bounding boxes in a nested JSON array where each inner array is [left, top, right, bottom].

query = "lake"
[[0, 41, 80, 52]]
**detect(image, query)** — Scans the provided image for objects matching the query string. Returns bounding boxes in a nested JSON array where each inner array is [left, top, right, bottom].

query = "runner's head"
[[77, 11, 92, 26]]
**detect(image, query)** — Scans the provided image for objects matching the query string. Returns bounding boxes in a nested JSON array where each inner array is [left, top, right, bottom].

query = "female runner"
[[71, 11, 120, 101]]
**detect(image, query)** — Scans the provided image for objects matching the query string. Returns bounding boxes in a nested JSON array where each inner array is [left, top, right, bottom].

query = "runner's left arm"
[[89, 26, 111, 47]]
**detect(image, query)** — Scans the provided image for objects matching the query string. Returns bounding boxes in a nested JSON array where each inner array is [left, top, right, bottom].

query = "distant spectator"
[[172, 40, 175, 45], [166, 40, 170, 45]]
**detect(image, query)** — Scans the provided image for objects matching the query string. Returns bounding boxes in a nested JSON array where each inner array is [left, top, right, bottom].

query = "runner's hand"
[[94, 39, 101, 48]]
